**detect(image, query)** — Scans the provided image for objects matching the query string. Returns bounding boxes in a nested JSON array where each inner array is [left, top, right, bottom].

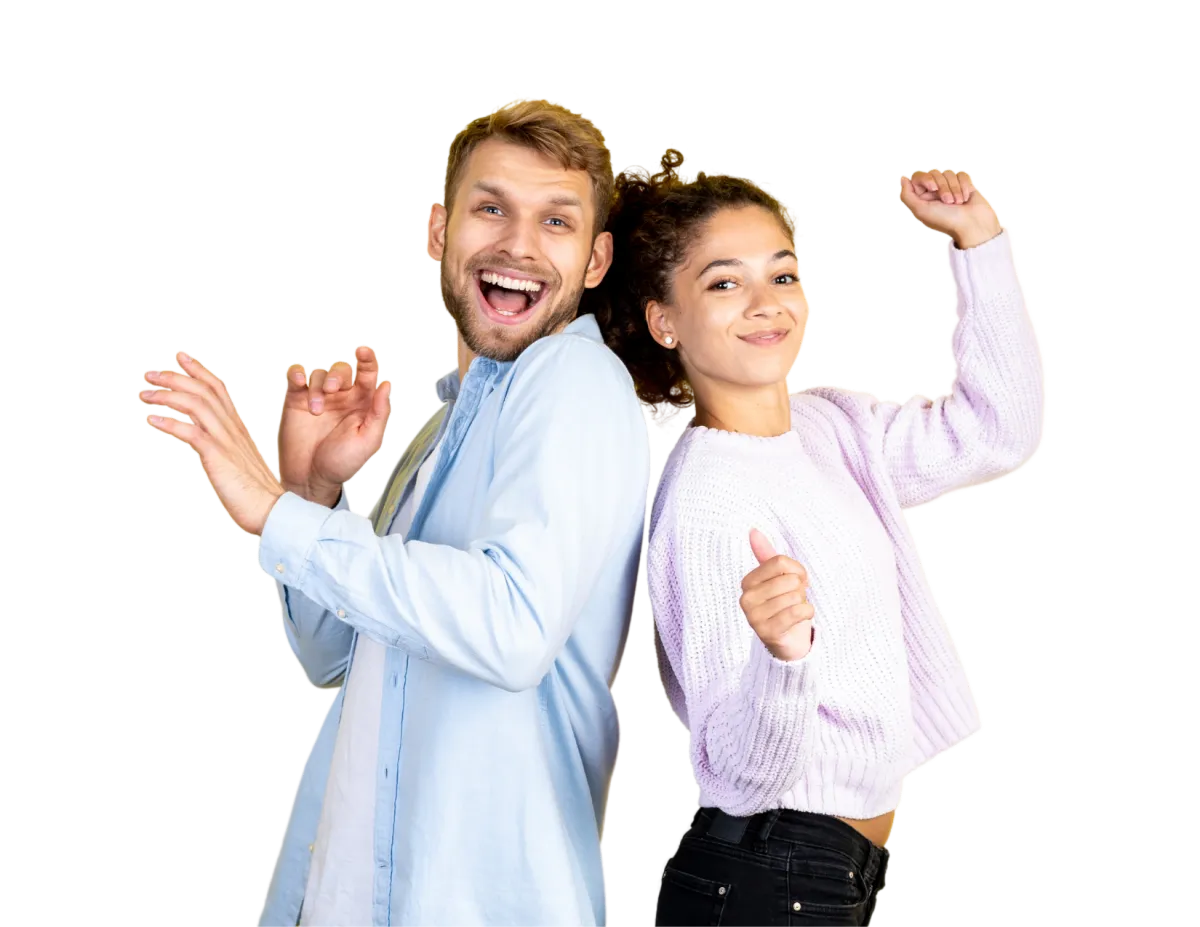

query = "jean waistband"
[[691, 807, 889, 887]]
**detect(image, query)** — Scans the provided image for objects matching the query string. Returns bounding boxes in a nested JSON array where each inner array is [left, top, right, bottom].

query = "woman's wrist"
[[952, 220, 1003, 250]]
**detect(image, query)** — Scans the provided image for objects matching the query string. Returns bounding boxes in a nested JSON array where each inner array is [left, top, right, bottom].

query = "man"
[[140, 101, 649, 926]]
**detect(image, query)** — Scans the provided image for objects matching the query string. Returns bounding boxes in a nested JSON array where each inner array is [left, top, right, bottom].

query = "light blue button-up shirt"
[[257, 315, 650, 926]]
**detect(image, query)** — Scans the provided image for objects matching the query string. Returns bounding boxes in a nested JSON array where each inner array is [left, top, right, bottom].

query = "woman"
[[594, 151, 1042, 925]]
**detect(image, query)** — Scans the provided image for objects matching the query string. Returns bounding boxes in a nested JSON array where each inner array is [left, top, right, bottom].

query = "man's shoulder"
[[507, 319, 637, 399]]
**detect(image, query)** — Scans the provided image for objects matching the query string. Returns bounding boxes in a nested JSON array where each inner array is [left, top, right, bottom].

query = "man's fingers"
[[140, 388, 225, 436], [325, 361, 354, 393], [145, 369, 213, 399], [146, 410, 200, 446], [177, 353, 227, 396], [284, 362, 312, 405], [350, 341, 379, 379], [308, 369, 328, 414]]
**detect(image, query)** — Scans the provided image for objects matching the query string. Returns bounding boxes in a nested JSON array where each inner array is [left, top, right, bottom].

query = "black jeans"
[[655, 807, 889, 926]]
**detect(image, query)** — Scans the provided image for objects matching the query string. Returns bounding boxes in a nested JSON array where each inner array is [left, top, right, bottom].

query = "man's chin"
[[442, 267, 585, 364]]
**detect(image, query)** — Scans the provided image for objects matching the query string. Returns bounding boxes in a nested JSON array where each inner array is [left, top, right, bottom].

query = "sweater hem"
[[703, 752, 910, 820]]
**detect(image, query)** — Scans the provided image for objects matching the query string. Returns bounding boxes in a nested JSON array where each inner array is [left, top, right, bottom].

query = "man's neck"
[[457, 337, 476, 382]]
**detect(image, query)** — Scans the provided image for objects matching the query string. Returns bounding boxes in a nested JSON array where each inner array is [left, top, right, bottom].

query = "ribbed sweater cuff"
[[744, 637, 817, 706], [950, 222, 1017, 295]]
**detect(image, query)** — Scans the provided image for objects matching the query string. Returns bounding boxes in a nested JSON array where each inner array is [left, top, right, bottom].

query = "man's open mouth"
[[474, 269, 549, 325]]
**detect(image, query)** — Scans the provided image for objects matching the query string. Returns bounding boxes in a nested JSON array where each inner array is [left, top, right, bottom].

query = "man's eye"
[[481, 205, 502, 215], [545, 217, 568, 227]]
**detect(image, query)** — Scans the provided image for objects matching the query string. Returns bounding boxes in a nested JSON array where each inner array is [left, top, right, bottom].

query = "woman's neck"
[[692, 380, 791, 437]]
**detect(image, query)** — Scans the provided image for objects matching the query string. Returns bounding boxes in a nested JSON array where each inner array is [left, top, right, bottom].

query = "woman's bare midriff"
[[837, 810, 895, 847]]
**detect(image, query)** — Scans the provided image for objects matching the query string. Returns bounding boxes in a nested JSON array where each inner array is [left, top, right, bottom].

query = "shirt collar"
[[434, 313, 603, 403]]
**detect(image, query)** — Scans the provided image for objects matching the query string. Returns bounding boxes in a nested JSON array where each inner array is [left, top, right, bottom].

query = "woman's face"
[[650, 205, 807, 396]]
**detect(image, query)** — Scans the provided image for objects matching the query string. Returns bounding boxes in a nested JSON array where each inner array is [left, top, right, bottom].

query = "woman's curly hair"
[[587, 149, 794, 407]]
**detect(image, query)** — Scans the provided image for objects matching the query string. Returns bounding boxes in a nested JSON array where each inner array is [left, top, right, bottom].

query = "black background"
[[126, 88, 1185, 927]]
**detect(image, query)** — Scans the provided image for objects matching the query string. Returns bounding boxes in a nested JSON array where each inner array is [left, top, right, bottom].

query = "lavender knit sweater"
[[648, 231, 1043, 819]]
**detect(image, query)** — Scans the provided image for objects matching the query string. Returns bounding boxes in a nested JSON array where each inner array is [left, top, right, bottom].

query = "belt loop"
[[870, 845, 888, 891], [753, 809, 782, 852]]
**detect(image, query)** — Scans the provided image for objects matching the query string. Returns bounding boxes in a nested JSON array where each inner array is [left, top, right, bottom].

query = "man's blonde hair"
[[444, 100, 614, 236]]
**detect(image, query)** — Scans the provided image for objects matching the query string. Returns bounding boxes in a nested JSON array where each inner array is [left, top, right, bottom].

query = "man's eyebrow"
[[697, 250, 797, 278], [546, 194, 583, 209], [470, 182, 582, 211]]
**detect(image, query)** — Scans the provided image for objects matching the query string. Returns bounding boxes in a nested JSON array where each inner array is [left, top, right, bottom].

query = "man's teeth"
[[480, 271, 543, 293]]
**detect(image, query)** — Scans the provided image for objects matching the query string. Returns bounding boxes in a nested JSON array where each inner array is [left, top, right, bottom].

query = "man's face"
[[428, 138, 613, 362]]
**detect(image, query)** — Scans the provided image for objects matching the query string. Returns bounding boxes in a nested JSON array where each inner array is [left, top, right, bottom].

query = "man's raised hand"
[[279, 346, 392, 507]]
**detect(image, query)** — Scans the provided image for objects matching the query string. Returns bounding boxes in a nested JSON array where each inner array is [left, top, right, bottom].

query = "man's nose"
[[495, 217, 541, 262]]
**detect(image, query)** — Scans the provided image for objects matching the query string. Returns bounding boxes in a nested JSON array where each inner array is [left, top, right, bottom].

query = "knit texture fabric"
[[648, 231, 1042, 819]]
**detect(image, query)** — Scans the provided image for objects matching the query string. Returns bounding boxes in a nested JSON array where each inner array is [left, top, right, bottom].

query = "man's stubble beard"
[[440, 261, 585, 363]]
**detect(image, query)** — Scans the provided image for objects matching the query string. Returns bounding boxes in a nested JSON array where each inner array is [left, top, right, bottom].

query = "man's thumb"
[[749, 528, 777, 565], [370, 381, 391, 426]]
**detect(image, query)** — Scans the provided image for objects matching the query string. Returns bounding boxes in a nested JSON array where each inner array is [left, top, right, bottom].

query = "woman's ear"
[[645, 300, 677, 348]]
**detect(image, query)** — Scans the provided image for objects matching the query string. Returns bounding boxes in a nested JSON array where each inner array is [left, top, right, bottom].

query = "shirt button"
[[336, 608, 346, 618], [275, 563, 285, 574]]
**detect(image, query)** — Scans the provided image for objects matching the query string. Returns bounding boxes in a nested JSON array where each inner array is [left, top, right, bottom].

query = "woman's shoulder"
[[792, 386, 871, 419], [661, 424, 788, 491], [650, 425, 791, 535], [790, 388, 886, 442]]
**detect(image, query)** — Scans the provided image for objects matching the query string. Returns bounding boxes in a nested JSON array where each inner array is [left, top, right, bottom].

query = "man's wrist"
[[280, 478, 342, 508], [307, 479, 343, 508]]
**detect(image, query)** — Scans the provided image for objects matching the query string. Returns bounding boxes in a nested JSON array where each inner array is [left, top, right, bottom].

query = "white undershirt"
[[300, 444, 441, 927]]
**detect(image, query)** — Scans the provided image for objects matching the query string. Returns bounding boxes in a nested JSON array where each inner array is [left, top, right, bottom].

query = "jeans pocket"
[[786, 852, 869, 924], [656, 864, 731, 926]]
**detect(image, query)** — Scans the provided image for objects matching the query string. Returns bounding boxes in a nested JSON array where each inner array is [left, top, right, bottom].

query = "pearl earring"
[[664, 336, 674, 345]]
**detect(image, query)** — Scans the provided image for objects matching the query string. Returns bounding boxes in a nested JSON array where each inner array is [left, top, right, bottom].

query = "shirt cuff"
[[259, 491, 337, 588], [332, 488, 350, 513]]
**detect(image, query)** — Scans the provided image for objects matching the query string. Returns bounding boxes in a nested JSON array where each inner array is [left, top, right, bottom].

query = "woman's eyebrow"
[[697, 258, 741, 278]]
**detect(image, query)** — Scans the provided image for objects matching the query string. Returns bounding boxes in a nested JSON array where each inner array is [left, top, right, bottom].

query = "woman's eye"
[[773, 273, 798, 284], [710, 279, 737, 291]]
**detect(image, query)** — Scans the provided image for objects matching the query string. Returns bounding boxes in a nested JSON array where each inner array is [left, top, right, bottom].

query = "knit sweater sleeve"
[[649, 498, 820, 815], [809, 231, 1044, 507]]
